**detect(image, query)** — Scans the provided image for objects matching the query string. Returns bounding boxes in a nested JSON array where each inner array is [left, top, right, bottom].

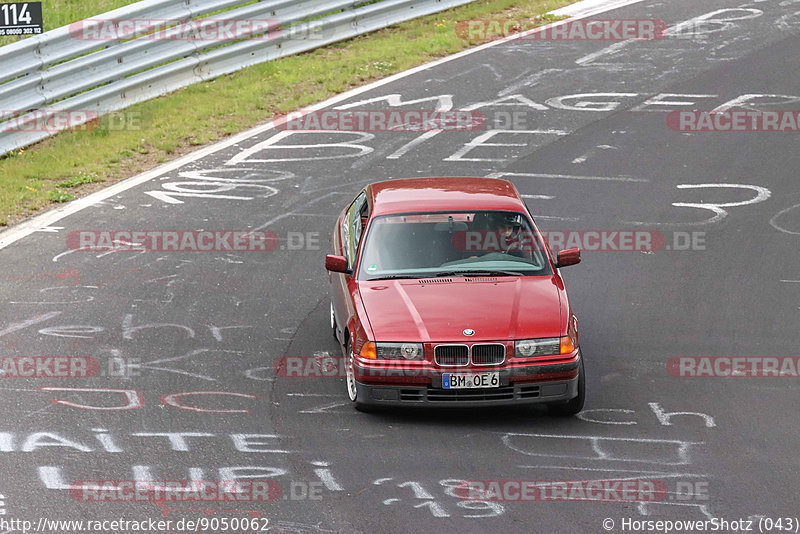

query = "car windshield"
[[357, 210, 553, 280]]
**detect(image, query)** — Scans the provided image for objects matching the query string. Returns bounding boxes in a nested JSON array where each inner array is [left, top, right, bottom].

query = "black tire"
[[547, 355, 585, 416]]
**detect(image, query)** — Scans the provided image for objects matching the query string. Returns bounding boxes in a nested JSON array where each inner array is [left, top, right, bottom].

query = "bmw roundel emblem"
[[462, 329, 475, 336]]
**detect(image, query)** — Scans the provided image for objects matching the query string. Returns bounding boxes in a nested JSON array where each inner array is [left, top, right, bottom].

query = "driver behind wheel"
[[487, 212, 524, 257]]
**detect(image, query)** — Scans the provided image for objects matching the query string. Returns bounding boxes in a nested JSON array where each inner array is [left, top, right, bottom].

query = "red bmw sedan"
[[325, 177, 584, 414]]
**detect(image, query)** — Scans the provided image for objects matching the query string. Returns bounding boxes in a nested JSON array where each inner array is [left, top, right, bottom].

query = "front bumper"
[[353, 351, 581, 407], [355, 376, 578, 407]]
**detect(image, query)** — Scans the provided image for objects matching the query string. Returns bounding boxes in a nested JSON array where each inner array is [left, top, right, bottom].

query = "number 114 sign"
[[0, 2, 43, 36]]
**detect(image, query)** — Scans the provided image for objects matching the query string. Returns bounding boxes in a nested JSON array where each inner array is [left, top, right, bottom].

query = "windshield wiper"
[[367, 275, 422, 280], [433, 270, 525, 277]]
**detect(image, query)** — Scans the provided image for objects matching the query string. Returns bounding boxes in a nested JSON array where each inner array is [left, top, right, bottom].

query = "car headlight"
[[515, 336, 575, 357], [375, 342, 424, 360]]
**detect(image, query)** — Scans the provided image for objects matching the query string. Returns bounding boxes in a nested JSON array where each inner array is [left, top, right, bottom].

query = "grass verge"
[[0, 0, 574, 227]]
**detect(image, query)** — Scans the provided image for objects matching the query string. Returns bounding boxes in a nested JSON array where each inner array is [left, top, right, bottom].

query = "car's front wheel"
[[344, 339, 372, 412], [547, 355, 585, 416], [330, 302, 339, 341]]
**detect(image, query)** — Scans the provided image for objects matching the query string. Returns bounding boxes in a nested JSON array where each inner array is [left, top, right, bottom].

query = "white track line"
[[0, 0, 648, 251], [552, 0, 646, 17]]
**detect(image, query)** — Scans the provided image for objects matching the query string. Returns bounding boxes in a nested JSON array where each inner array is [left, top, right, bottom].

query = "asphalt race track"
[[1, 0, 799, 532]]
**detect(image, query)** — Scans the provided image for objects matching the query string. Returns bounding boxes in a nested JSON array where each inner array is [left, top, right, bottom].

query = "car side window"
[[342, 191, 367, 270]]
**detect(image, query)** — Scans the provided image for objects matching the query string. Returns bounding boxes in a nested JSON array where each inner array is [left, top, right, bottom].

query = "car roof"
[[367, 177, 527, 216]]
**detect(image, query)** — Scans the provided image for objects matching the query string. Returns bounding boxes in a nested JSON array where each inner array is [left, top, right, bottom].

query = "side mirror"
[[556, 248, 581, 268], [325, 255, 350, 274]]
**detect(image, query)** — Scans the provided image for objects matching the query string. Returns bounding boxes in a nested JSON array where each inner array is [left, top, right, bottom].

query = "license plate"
[[442, 372, 499, 389]]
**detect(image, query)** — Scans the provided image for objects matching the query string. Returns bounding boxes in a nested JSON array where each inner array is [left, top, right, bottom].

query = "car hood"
[[358, 276, 562, 342]]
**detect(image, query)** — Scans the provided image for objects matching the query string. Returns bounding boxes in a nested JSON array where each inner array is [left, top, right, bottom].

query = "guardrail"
[[0, 0, 477, 156]]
